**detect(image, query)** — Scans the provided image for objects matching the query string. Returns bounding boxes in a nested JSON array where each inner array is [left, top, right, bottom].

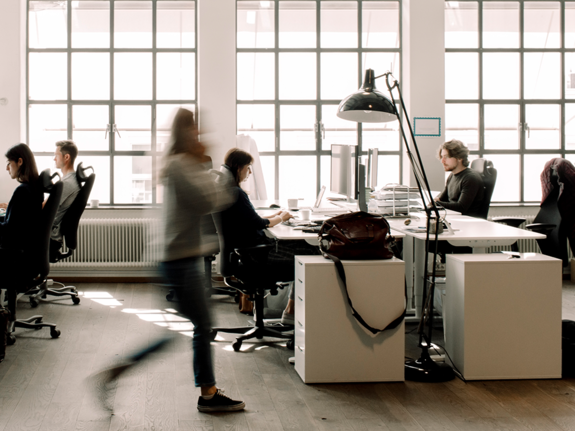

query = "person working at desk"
[[434, 139, 484, 217], [0, 143, 43, 270], [47, 140, 80, 257], [220, 148, 319, 324]]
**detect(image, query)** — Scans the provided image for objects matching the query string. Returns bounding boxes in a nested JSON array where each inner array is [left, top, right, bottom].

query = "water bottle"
[[368, 199, 378, 214]]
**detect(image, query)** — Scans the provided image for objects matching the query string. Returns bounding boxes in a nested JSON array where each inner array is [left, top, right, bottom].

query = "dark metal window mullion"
[[316, 0, 322, 196], [478, 0, 484, 157], [152, 0, 157, 204], [274, 1, 280, 200], [562, 1, 566, 160], [110, 0, 115, 205], [67, 0, 72, 141], [519, 1, 525, 203]]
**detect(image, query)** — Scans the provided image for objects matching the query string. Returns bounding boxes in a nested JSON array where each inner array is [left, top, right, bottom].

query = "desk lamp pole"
[[337, 69, 454, 382]]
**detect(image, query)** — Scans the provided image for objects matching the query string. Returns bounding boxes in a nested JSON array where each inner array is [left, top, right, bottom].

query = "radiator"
[[488, 215, 574, 260], [52, 218, 162, 268]]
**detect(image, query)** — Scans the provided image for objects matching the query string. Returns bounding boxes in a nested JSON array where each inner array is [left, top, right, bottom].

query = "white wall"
[[0, 0, 25, 202]]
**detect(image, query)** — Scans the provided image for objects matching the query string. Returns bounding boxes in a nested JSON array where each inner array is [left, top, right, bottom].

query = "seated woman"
[[0, 143, 43, 277], [219, 148, 319, 324]]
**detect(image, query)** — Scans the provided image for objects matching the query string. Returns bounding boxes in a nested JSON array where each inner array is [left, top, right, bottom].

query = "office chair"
[[27, 163, 95, 307], [211, 212, 293, 352], [470, 158, 497, 220], [5, 170, 63, 345]]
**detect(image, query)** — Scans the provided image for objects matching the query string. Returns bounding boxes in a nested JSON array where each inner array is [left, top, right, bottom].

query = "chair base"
[[26, 281, 80, 307]]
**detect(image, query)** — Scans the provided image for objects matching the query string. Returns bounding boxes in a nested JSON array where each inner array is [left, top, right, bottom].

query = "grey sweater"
[[436, 168, 485, 217]]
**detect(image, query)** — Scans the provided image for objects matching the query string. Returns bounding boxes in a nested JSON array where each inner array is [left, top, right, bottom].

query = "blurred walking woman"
[[0, 143, 43, 257]]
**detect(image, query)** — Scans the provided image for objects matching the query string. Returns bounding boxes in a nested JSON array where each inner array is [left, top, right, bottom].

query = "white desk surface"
[[387, 215, 545, 242]]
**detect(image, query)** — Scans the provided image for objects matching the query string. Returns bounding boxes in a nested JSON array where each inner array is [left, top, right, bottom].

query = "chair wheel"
[[50, 328, 61, 339], [30, 299, 38, 308], [209, 330, 217, 341], [234, 294, 240, 303], [35, 317, 43, 324], [166, 290, 175, 302], [72, 296, 80, 305], [232, 340, 242, 351], [7, 334, 15, 346], [286, 340, 294, 350]]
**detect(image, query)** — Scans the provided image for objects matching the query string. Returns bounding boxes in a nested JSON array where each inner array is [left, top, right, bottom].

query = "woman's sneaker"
[[197, 389, 245, 412]]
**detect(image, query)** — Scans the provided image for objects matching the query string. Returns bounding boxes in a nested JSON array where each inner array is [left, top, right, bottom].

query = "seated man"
[[48, 140, 80, 257], [434, 139, 484, 217]]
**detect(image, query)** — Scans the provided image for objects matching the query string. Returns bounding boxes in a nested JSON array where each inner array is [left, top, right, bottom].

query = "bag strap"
[[325, 253, 406, 335]]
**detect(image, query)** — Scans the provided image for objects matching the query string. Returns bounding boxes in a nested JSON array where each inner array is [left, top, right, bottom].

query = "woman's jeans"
[[128, 257, 216, 388]]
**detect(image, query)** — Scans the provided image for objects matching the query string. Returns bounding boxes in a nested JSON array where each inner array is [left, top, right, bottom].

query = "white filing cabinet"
[[445, 253, 562, 380], [294, 255, 405, 383]]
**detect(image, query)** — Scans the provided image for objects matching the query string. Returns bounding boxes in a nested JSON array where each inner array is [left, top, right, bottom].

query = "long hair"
[[437, 139, 470, 167], [166, 108, 197, 156], [5, 143, 39, 184], [224, 148, 253, 185]]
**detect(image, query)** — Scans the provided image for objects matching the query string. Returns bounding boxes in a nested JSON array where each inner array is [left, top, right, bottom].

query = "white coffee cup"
[[91, 199, 99, 208], [287, 198, 299, 209], [300, 209, 311, 220]]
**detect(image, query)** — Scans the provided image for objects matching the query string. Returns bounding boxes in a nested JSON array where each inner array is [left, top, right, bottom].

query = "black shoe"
[[197, 389, 245, 412]]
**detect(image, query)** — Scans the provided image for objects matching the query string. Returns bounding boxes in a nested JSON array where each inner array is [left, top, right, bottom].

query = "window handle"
[[525, 122, 530, 139], [105, 124, 111, 139], [113, 124, 122, 139], [320, 121, 325, 139]]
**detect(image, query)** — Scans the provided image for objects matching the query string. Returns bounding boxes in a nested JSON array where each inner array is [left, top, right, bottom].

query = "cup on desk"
[[288, 198, 299, 209], [300, 209, 311, 221], [90, 199, 99, 208]]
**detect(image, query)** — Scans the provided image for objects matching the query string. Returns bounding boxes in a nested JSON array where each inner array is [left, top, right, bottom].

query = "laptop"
[[307, 186, 345, 214]]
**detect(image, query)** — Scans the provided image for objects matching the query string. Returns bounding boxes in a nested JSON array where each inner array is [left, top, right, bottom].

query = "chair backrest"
[[470, 158, 497, 219], [33, 170, 64, 281], [59, 163, 96, 251]]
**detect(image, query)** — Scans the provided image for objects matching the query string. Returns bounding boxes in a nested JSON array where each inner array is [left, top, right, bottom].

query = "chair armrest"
[[492, 216, 526, 228], [525, 222, 556, 233]]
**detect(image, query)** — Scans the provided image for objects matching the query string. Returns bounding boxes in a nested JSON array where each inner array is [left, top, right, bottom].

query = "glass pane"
[[279, 1, 316, 48], [321, 105, 356, 151], [483, 1, 519, 48], [35, 156, 57, 178], [445, 1, 478, 48], [29, 53, 67, 100], [115, 105, 152, 151], [566, 154, 575, 167], [156, 104, 195, 152], [487, 154, 519, 201], [280, 105, 315, 151], [484, 104, 519, 150], [72, 1, 110, 48], [362, 122, 399, 151], [72, 53, 110, 100], [566, 104, 575, 150], [237, 105, 275, 152], [321, 53, 357, 100], [72, 105, 109, 151], [279, 156, 316, 201], [279, 53, 316, 100], [237, 53, 274, 100], [29, 104, 68, 151], [114, 53, 152, 100], [260, 155, 275, 199], [524, 2, 560, 48], [524, 154, 560, 201], [377, 155, 400, 188], [525, 104, 560, 150], [363, 1, 399, 49], [79, 156, 110, 203], [114, 1, 152, 48], [524, 53, 560, 99], [445, 104, 478, 150], [363, 52, 400, 80], [321, 155, 330, 191], [157, 53, 195, 100], [29, 1, 67, 48], [237, 1, 274, 48], [321, 2, 357, 48], [567, 3, 575, 48], [445, 53, 478, 100], [565, 53, 575, 99], [483, 53, 519, 99], [114, 156, 152, 203], [157, 1, 195, 48]]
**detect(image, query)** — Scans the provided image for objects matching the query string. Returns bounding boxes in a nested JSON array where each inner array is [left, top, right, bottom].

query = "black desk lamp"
[[337, 69, 455, 382]]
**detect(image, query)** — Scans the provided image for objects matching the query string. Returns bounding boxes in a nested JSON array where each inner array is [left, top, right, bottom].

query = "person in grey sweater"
[[435, 139, 484, 217]]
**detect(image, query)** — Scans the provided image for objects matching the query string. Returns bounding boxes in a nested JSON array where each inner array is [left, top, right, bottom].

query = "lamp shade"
[[337, 69, 397, 123]]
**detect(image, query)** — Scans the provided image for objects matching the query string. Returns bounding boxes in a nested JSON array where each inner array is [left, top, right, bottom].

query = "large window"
[[237, 0, 402, 201], [445, 0, 575, 203], [27, 0, 196, 205]]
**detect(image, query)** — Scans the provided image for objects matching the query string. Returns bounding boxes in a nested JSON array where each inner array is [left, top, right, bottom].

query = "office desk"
[[387, 215, 546, 318]]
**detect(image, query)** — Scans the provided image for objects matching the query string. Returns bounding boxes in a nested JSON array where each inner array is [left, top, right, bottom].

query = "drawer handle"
[[298, 320, 303, 326], [298, 261, 303, 266], [298, 278, 303, 284], [298, 296, 303, 301], [297, 346, 303, 352]]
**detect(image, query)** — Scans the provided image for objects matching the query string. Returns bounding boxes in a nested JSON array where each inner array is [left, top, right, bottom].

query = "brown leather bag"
[[318, 211, 394, 260]]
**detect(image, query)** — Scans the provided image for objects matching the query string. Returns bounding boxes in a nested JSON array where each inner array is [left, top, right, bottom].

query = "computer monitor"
[[330, 144, 357, 201], [367, 148, 378, 190]]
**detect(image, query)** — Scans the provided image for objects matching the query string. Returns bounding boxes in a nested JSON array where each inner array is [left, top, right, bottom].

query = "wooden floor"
[[2, 281, 575, 431]]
